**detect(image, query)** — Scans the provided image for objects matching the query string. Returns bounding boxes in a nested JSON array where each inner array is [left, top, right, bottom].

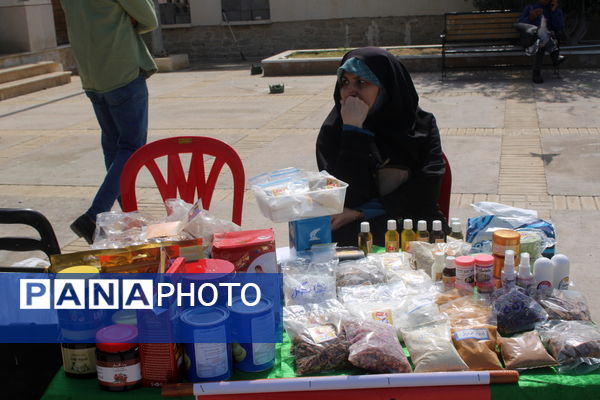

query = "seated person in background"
[[316, 47, 447, 247], [516, 0, 566, 83]]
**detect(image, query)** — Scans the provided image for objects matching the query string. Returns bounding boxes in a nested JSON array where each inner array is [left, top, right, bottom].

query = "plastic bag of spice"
[[343, 319, 412, 373], [451, 325, 503, 370], [536, 289, 592, 321], [493, 287, 548, 336], [283, 299, 351, 375], [402, 320, 469, 373], [440, 295, 493, 329], [336, 257, 386, 287], [537, 320, 600, 374], [283, 259, 337, 306], [498, 330, 557, 370]]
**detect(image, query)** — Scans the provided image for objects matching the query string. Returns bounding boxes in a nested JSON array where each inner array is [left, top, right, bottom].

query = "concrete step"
[[0, 71, 72, 101], [0, 61, 62, 84]]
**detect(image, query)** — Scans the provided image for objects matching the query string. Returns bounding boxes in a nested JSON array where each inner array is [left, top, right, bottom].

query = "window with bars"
[[222, 0, 270, 22]]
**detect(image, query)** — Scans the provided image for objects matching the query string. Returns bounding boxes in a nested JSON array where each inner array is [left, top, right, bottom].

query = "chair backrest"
[[0, 208, 61, 261], [120, 136, 245, 226], [439, 153, 452, 221]]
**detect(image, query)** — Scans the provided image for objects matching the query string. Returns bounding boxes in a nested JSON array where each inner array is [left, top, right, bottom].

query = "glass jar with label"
[[95, 324, 142, 392], [61, 328, 97, 379]]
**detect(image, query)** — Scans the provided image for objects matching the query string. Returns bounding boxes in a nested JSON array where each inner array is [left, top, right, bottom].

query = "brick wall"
[[160, 16, 443, 60]]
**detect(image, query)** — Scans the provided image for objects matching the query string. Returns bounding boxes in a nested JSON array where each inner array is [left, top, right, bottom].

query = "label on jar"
[[62, 346, 96, 375], [371, 308, 393, 325], [193, 342, 228, 378], [442, 274, 456, 290], [475, 264, 493, 283], [96, 359, 142, 387], [250, 312, 275, 365], [252, 342, 275, 366], [455, 266, 475, 287], [492, 243, 519, 256]]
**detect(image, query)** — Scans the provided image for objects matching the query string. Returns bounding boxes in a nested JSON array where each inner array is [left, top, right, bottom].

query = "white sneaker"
[[525, 39, 541, 56]]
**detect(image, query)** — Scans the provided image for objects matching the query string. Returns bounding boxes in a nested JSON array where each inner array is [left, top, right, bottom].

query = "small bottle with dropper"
[[385, 219, 400, 252], [501, 249, 517, 289], [358, 221, 373, 255], [401, 219, 415, 252], [516, 252, 534, 292], [449, 221, 464, 241], [430, 220, 446, 243], [416, 220, 430, 242]]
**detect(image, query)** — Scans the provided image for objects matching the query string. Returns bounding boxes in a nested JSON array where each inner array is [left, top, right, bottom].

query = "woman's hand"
[[341, 96, 369, 128], [331, 208, 363, 231]]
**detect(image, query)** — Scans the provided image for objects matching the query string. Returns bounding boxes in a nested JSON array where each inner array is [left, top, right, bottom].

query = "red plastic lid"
[[212, 229, 274, 249], [96, 324, 138, 353], [454, 256, 476, 267], [474, 254, 494, 265], [183, 259, 235, 274]]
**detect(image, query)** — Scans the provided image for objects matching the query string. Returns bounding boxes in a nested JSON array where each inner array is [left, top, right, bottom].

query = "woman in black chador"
[[316, 47, 447, 246]]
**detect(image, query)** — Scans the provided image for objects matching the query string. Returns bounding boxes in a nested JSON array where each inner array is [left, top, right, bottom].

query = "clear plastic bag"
[[283, 299, 351, 375], [499, 330, 558, 370], [537, 320, 600, 374], [283, 259, 337, 306], [408, 241, 471, 278], [336, 257, 385, 287], [536, 289, 592, 321], [392, 269, 436, 295], [92, 211, 153, 249], [401, 320, 469, 373], [440, 295, 493, 329], [343, 319, 412, 373], [344, 299, 407, 339], [452, 325, 503, 371], [337, 283, 395, 304], [368, 252, 415, 281], [493, 288, 548, 336], [183, 201, 240, 249], [397, 294, 446, 330]]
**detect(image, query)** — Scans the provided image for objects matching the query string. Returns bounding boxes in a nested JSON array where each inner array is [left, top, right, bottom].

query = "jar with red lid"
[[474, 254, 495, 294], [95, 324, 142, 392], [454, 255, 475, 291]]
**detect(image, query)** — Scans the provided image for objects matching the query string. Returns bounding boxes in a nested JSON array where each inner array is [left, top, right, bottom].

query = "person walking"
[[61, 0, 158, 244], [517, 0, 566, 83]]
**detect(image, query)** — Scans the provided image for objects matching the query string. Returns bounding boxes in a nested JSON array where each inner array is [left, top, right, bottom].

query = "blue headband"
[[337, 57, 382, 88]]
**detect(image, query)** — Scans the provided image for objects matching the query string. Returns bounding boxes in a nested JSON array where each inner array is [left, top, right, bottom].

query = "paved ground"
[[1, 64, 599, 320]]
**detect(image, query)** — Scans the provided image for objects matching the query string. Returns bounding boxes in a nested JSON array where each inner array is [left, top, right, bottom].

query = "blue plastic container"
[[228, 296, 275, 372], [179, 307, 231, 382]]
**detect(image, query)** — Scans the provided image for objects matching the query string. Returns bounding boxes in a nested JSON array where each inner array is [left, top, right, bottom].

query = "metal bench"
[[441, 10, 523, 79]]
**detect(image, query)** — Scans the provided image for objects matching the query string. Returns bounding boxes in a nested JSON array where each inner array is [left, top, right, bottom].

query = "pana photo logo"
[[19, 279, 261, 310]]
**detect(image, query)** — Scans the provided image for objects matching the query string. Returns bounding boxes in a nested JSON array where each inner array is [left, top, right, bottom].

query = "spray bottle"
[[501, 249, 517, 289], [516, 252, 534, 292]]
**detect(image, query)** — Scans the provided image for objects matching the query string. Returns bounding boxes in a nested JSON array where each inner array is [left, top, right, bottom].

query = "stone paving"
[[0, 65, 599, 320]]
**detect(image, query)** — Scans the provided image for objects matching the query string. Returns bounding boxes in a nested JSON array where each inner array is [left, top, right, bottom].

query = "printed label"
[[386, 241, 399, 252], [558, 277, 569, 290], [443, 275, 456, 290], [456, 267, 475, 287], [537, 280, 552, 290], [96, 360, 142, 386], [475, 264, 493, 283], [454, 328, 490, 341], [193, 325, 228, 378], [62, 346, 96, 375], [371, 309, 393, 325], [252, 342, 275, 366], [308, 325, 337, 344]]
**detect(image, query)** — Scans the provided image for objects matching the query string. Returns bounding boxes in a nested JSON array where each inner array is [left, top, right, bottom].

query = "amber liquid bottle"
[[430, 220, 446, 243], [385, 219, 400, 252], [358, 221, 373, 255], [416, 220, 430, 242], [401, 219, 415, 252], [449, 221, 464, 240]]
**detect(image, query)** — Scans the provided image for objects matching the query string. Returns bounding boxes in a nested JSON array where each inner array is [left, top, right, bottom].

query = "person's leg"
[[86, 91, 120, 172], [546, 38, 565, 66], [87, 76, 149, 218], [532, 47, 545, 84]]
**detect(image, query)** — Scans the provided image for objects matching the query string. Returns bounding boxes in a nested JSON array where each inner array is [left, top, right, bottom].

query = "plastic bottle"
[[551, 254, 570, 290], [449, 221, 464, 240], [516, 252, 534, 292], [431, 251, 445, 281], [474, 254, 494, 294], [416, 220, 430, 242], [501, 250, 517, 289], [455, 255, 475, 291], [430, 220, 445, 243], [533, 257, 554, 293], [442, 256, 456, 290], [384, 219, 400, 252], [358, 222, 373, 255], [401, 219, 415, 252]]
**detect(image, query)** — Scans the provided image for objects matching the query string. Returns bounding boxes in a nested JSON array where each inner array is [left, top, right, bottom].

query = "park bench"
[[440, 10, 524, 79]]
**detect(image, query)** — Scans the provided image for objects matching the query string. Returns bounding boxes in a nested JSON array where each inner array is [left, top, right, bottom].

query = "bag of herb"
[[451, 325, 503, 370], [536, 289, 592, 321], [493, 287, 548, 335], [283, 299, 351, 375], [498, 330, 557, 370]]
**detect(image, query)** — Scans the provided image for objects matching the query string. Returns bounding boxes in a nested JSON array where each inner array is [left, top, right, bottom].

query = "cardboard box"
[[289, 216, 331, 253], [212, 229, 278, 273]]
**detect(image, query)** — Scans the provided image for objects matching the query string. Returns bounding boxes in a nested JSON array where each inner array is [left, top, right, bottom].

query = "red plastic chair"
[[120, 136, 245, 225], [438, 153, 452, 221]]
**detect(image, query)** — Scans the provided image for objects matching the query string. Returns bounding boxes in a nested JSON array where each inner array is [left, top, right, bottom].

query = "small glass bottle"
[[358, 221, 373, 255], [384, 219, 399, 252], [449, 221, 464, 240], [443, 256, 456, 290], [430, 220, 445, 243], [416, 220, 430, 242], [401, 219, 415, 252]]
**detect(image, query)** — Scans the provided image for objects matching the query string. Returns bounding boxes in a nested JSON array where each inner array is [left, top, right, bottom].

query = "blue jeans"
[[85, 75, 149, 219]]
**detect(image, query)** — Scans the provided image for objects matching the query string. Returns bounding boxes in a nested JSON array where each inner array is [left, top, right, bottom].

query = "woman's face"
[[339, 71, 380, 110]]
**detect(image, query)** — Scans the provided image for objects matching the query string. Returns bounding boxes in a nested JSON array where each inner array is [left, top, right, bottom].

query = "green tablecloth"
[[42, 333, 600, 400]]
